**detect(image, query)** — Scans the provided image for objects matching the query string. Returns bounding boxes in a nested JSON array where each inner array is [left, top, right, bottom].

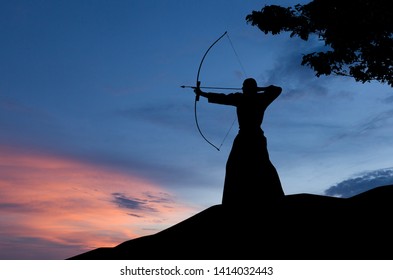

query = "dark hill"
[[68, 184, 393, 260]]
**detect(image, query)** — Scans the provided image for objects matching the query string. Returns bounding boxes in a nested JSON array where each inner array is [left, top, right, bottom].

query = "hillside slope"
[[69, 185, 393, 260]]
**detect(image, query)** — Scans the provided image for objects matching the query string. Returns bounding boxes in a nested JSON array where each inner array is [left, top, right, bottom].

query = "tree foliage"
[[246, 0, 393, 86]]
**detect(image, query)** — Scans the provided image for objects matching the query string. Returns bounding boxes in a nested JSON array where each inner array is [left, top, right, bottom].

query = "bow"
[[194, 31, 229, 151], [190, 31, 246, 151]]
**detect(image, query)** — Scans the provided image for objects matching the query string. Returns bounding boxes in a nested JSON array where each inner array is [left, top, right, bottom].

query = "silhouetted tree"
[[246, 0, 393, 86]]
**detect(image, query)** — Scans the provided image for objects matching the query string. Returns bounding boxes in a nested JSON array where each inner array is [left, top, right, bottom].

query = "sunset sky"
[[1, 0, 392, 259]]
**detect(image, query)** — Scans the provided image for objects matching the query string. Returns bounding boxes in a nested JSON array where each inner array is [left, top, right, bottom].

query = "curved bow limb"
[[194, 31, 228, 151]]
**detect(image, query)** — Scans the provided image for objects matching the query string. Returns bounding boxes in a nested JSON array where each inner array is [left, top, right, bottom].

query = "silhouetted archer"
[[194, 78, 284, 207]]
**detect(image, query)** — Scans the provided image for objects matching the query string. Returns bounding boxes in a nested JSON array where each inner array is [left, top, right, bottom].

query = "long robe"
[[206, 90, 284, 207]]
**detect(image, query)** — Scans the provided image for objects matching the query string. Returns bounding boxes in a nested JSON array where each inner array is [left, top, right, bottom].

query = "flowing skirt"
[[222, 129, 284, 207]]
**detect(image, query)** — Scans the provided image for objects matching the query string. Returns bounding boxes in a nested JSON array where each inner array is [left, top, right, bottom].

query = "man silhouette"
[[194, 78, 284, 207]]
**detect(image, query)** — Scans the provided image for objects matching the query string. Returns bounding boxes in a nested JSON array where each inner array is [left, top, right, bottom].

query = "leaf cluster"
[[246, 0, 393, 86]]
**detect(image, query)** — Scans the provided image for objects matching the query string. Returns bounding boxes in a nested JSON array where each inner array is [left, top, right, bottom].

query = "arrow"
[[181, 85, 241, 90]]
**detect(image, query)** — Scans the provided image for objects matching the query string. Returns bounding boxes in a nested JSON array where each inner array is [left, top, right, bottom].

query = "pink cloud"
[[0, 146, 196, 259]]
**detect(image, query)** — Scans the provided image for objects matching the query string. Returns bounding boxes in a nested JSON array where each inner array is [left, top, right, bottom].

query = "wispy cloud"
[[329, 109, 393, 143], [356, 109, 393, 135]]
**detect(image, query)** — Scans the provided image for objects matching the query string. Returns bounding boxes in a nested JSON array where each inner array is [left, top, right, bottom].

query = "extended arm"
[[194, 87, 239, 106]]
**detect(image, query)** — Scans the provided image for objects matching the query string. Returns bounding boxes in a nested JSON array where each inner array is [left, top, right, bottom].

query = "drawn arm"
[[258, 85, 282, 106]]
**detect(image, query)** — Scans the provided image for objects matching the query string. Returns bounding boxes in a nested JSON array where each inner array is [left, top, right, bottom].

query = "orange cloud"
[[0, 146, 196, 259]]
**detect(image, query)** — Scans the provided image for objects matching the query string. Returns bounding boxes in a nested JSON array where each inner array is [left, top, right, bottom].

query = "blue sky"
[[1, 0, 392, 259]]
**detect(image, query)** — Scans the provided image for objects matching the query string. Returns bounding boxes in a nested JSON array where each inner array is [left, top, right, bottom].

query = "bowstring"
[[216, 32, 248, 150], [225, 33, 248, 78]]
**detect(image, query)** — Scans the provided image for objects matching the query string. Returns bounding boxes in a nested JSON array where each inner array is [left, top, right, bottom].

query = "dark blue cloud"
[[324, 167, 393, 198], [0, 203, 22, 210], [111, 192, 154, 211], [0, 202, 41, 213], [111, 192, 176, 217]]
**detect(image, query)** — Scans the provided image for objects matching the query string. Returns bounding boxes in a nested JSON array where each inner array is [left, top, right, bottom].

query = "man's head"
[[242, 78, 258, 95]]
